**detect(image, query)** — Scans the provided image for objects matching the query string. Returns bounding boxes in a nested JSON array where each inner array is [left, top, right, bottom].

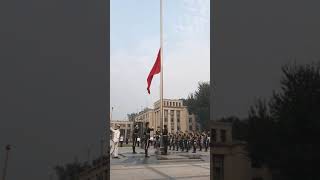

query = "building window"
[[220, 129, 226, 143], [189, 125, 192, 130], [189, 118, 192, 123], [213, 155, 224, 180], [170, 110, 174, 121], [128, 124, 131, 127], [164, 110, 168, 122]]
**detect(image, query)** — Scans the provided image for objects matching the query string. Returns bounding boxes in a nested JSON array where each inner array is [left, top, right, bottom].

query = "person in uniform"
[[181, 132, 185, 152], [186, 132, 190, 152], [154, 126, 161, 149], [143, 122, 154, 158], [203, 131, 209, 152], [168, 133, 172, 150], [110, 124, 121, 158], [197, 132, 201, 151], [179, 132, 184, 151], [172, 133, 176, 151], [192, 132, 197, 153], [163, 125, 168, 155], [176, 132, 180, 151], [132, 123, 139, 154]]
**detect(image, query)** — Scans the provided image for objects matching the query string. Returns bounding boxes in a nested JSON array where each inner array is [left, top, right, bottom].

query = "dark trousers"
[[163, 136, 168, 155], [144, 139, 150, 157], [198, 140, 202, 151], [176, 141, 179, 151], [192, 140, 196, 153], [204, 140, 209, 151], [132, 137, 137, 153], [180, 140, 184, 151], [120, 141, 123, 147], [185, 140, 189, 152]]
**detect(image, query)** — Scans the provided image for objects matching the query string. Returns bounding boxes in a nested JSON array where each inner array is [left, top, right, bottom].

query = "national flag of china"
[[147, 48, 161, 94]]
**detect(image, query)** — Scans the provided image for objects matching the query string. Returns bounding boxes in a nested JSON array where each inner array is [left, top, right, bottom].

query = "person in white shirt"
[[137, 137, 141, 147], [110, 124, 121, 158], [120, 135, 124, 147]]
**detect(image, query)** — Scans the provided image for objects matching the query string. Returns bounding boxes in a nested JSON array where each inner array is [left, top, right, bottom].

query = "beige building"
[[210, 121, 272, 180], [134, 99, 198, 134], [110, 120, 133, 141]]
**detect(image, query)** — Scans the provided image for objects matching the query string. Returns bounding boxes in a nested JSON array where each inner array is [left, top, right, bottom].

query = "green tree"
[[246, 99, 276, 168], [127, 112, 137, 121], [184, 82, 210, 130], [246, 62, 320, 179], [54, 161, 89, 180], [268, 62, 320, 179]]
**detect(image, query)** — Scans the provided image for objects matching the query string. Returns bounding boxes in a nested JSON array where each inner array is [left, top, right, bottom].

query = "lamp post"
[[110, 107, 114, 121], [2, 144, 11, 180]]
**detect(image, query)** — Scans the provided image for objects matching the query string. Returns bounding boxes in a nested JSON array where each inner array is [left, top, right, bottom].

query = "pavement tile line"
[[146, 165, 175, 180]]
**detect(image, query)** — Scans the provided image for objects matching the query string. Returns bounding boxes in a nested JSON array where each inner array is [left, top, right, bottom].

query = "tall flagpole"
[[159, 0, 164, 154]]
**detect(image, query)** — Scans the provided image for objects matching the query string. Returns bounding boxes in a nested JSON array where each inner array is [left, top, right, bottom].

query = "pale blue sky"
[[111, 0, 210, 120]]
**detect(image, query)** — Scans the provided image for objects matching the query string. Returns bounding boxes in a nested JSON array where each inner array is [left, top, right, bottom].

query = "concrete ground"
[[110, 146, 210, 180]]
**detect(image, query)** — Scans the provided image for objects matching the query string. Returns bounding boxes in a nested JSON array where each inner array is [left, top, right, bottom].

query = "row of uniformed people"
[[132, 122, 210, 157], [167, 131, 210, 153]]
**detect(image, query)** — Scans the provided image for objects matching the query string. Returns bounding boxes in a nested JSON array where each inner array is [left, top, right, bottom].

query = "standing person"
[[204, 132, 209, 152], [172, 133, 176, 151], [181, 133, 185, 152], [192, 132, 197, 153], [168, 133, 172, 150], [119, 135, 124, 147], [110, 124, 121, 158], [176, 132, 180, 151], [132, 124, 139, 153], [155, 127, 161, 149], [163, 125, 168, 155], [126, 137, 128, 145], [150, 135, 154, 147], [207, 130, 211, 148], [152, 135, 156, 147], [186, 132, 190, 152], [198, 132, 203, 151], [180, 132, 184, 152], [137, 137, 140, 147], [143, 122, 154, 157]]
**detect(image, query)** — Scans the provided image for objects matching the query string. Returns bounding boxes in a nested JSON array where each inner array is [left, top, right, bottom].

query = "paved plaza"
[[110, 146, 210, 180]]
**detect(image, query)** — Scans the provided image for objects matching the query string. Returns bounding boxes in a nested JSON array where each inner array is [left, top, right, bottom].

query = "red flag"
[[147, 48, 161, 94]]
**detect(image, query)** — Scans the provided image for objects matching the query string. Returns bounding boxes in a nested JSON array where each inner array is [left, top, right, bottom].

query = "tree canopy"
[[184, 81, 210, 130], [246, 62, 320, 179]]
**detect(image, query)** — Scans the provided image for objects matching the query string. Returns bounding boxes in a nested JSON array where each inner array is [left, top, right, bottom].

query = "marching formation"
[[110, 122, 211, 158], [132, 122, 210, 157]]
